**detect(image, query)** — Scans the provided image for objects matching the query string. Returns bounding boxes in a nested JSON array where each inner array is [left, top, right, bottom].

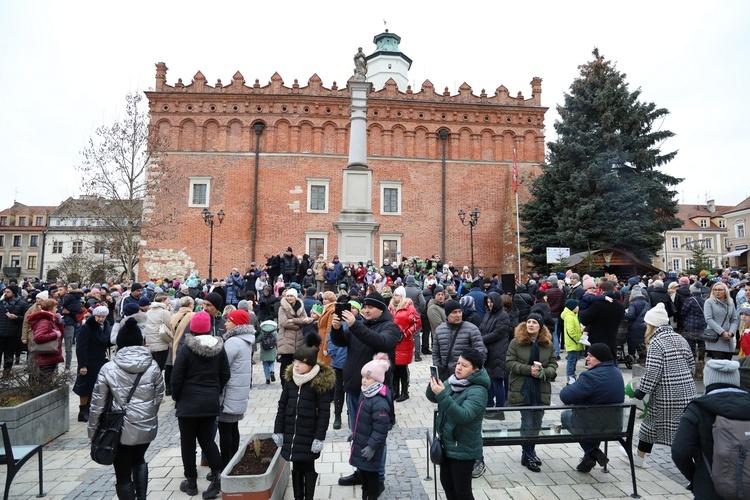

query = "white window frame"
[[306, 178, 330, 214], [380, 181, 402, 216], [700, 219, 707, 228], [671, 236, 679, 249], [685, 236, 693, 249], [29, 235, 39, 247], [736, 219, 746, 239], [724, 238, 730, 250], [672, 258, 681, 272], [305, 231, 328, 259], [719, 219, 726, 228], [379, 234, 402, 263], [705, 238, 713, 250], [72, 241, 83, 254], [685, 258, 693, 270], [52, 241, 63, 254], [189, 176, 211, 208], [12, 234, 21, 247], [708, 258, 715, 268], [10, 255, 20, 267]]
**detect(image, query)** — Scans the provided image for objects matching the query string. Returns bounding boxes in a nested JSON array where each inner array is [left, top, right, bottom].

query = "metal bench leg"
[[36, 449, 45, 498], [602, 441, 609, 473]]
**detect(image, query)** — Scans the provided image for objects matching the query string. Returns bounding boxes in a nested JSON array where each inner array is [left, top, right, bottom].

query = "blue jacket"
[[559, 360, 625, 433], [349, 386, 391, 471], [624, 295, 650, 341], [466, 288, 487, 319], [225, 273, 243, 305]]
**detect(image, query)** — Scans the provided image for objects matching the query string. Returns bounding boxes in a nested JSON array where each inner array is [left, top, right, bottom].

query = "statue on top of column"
[[354, 47, 367, 81]]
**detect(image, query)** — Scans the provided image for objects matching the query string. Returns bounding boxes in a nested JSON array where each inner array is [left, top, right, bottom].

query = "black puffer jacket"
[[624, 292, 650, 342], [0, 296, 28, 337], [513, 285, 534, 323], [649, 287, 675, 317], [672, 386, 750, 500], [330, 311, 401, 397], [479, 292, 512, 379], [171, 333, 230, 418], [274, 362, 335, 463]]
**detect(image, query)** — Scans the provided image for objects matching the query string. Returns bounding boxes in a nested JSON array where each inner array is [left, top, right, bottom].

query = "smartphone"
[[430, 366, 439, 380], [335, 302, 351, 319]]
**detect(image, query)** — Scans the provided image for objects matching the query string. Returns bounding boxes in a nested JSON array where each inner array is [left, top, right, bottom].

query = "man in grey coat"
[[432, 300, 487, 380]]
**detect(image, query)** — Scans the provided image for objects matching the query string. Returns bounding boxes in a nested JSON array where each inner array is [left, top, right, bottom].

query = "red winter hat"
[[190, 311, 212, 335], [226, 309, 250, 326]]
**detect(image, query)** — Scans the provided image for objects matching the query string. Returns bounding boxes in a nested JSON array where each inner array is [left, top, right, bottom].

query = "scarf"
[[447, 374, 472, 393], [521, 338, 542, 405], [292, 364, 320, 387], [361, 382, 383, 398]]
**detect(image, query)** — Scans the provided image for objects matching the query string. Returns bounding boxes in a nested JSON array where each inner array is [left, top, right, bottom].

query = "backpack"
[[703, 415, 750, 499], [259, 321, 277, 351]]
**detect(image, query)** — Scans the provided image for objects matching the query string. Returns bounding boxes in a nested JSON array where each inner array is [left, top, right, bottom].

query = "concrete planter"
[[0, 385, 70, 445], [221, 432, 289, 500]]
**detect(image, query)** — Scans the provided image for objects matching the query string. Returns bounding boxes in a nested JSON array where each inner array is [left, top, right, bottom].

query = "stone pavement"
[[5, 350, 695, 499]]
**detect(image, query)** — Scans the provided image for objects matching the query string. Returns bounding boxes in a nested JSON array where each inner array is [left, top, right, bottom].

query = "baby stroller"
[[616, 318, 635, 369]]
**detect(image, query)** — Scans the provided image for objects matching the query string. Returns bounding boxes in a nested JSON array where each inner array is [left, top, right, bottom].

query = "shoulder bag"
[[90, 372, 143, 465], [702, 304, 729, 343], [430, 434, 445, 465]]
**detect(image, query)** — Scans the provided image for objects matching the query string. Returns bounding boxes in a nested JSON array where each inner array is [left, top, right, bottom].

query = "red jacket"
[[26, 310, 64, 366], [390, 301, 422, 366]]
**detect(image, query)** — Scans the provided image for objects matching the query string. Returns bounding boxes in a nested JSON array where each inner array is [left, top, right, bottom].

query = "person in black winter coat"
[[648, 280, 674, 318], [350, 353, 392, 500], [672, 360, 750, 499], [513, 284, 534, 323], [257, 286, 276, 322], [273, 333, 334, 500], [578, 282, 626, 359], [479, 292, 512, 410], [624, 286, 650, 361], [0, 285, 29, 380], [530, 292, 555, 334], [72, 309, 112, 422], [171, 311, 231, 499], [460, 296, 482, 328], [281, 247, 300, 284]]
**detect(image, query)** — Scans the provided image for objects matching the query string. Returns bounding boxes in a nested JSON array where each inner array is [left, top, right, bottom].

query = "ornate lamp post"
[[201, 208, 225, 281], [458, 208, 480, 277]]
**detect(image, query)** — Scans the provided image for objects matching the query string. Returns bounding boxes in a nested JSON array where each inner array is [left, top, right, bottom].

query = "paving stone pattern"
[[6, 350, 694, 499]]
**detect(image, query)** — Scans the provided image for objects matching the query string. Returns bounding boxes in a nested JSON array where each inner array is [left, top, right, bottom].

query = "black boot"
[[133, 463, 148, 500], [179, 477, 198, 496], [115, 482, 136, 500], [395, 391, 409, 403], [304, 472, 317, 499], [338, 470, 362, 486], [78, 405, 89, 422], [292, 468, 304, 500], [202, 471, 221, 499], [521, 452, 541, 472]]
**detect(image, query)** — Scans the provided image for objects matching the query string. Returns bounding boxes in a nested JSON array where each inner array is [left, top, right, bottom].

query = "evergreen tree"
[[686, 242, 712, 276], [521, 49, 682, 269]]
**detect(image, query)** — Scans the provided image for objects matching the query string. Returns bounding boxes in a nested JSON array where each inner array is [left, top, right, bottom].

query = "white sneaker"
[[619, 447, 647, 468], [567, 376, 576, 385]]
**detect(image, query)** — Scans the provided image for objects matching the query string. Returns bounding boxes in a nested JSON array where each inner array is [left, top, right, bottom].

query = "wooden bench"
[[0, 421, 45, 500], [426, 403, 640, 498]]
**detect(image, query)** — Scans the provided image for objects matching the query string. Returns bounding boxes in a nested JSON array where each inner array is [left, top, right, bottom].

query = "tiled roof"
[[675, 204, 730, 232], [721, 195, 750, 216], [0, 202, 57, 215]]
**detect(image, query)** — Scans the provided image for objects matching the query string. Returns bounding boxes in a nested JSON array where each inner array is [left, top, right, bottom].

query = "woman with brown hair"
[[26, 298, 64, 377], [506, 313, 558, 472], [277, 289, 313, 376]]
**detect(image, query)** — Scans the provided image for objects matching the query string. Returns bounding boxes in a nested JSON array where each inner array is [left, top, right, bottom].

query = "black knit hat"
[[588, 343, 613, 362], [204, 292, 223, 310], [117, 317, 144, 349], [130, 282, 143, 292], [294, 332, 321, 367], [362, 292, 388, 311], [444, 299, 461, 317], [526, 312, 544, 326]]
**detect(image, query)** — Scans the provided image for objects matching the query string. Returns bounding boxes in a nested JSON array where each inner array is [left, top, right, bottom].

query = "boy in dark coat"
[[350, 353, 391, 500], [273, 333, 334, 500]]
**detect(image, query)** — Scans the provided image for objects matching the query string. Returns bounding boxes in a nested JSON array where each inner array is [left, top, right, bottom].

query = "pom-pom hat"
[[361, 352, 390, 383], [294, 332, 321, 367]]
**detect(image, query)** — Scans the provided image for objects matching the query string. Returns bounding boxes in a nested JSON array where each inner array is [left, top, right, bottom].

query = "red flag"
[[512, 148, 518, 193]]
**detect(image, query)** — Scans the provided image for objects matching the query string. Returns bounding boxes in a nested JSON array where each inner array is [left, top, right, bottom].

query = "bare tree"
[[76, 92, 171, 279], [55, 253, 99, 285]]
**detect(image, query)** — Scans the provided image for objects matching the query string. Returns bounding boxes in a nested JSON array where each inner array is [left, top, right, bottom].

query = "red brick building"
[[141, 32, 547, 279]]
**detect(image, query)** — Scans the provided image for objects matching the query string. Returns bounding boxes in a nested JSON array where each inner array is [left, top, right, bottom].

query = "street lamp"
[[458, 208, 480, 277], [201, 208, 225, 281]]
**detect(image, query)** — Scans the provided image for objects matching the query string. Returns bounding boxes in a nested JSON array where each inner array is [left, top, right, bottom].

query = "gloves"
[[311, 439, 324, 453], [272, 433, 283, 448], [361, 446, 376, 461]]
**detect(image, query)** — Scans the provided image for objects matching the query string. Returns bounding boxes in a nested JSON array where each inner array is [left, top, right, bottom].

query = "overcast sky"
[[1, 1, 748, 210]]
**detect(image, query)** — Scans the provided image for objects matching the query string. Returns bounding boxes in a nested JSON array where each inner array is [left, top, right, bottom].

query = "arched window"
[[735, 219, 746, 239]]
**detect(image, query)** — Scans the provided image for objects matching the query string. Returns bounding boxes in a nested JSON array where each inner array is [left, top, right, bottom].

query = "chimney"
[[707, 199, 716, 213]]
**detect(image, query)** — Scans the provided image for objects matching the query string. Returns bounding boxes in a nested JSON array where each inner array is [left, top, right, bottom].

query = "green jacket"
[[426, 367, 490, 461], [506, 338, 558, 406]]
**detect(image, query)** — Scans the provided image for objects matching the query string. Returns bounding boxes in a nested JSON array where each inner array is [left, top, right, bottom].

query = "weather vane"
[[383, 19, 388, 32]]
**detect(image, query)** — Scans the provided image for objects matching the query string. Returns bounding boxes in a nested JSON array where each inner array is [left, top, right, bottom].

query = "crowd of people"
[[1, 254, 750, 499]]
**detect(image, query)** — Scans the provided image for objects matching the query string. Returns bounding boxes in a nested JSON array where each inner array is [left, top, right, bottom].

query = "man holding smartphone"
[[330, 291, 401, 494]]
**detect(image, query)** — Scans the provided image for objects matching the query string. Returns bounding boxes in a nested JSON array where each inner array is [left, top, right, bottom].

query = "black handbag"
[[91, 373, 143, 465], [701, 328, 720, 342], [430, 435, 445, 465]]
